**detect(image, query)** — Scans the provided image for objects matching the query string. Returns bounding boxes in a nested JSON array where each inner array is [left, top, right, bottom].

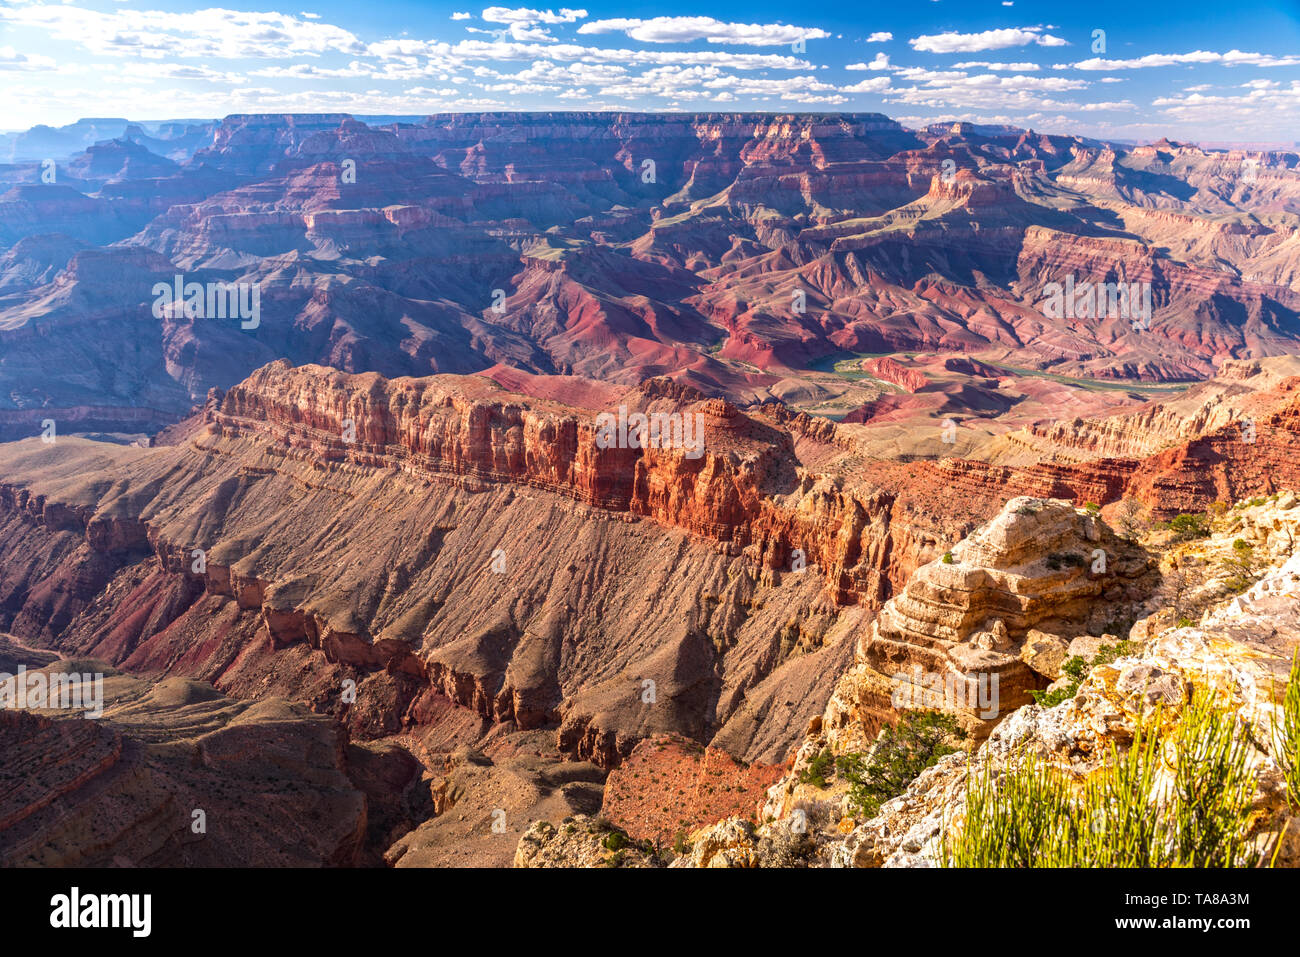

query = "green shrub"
[[1030, 684, 1075, 708], [1030, 655, 1088, 708], [1062, 655, 1090, 681], [941, 551, 954, 564], [1220, 538, 1258, 594], [1168, 692, 1261, 867], [943, 751, 1075, 867], [943, 691, 1266, 867], [838, 713, 966, 818], [1272, 650, 1300, 811], [1163, 513, 1210, 540], [798, 747, 834, 789], [1092, 640, 1139, 667]]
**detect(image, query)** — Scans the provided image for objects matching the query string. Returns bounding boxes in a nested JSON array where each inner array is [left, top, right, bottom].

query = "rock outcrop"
[[816, 497, 1154, 751]]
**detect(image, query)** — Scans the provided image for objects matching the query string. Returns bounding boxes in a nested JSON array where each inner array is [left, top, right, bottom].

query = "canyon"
[[1, 111, 1299, 867], [2, 113, 1299, 442], [2, 351, 1300, 864]]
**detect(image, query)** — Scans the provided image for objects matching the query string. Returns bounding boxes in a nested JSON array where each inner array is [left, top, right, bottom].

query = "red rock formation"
[[861, 356, 929, 393]]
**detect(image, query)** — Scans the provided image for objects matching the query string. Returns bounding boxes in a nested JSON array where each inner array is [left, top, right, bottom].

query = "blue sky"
[[2, 0, 1299, 143]]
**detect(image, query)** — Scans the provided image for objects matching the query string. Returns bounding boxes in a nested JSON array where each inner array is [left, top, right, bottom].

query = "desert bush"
[[1116, 499, 1147, 541], [837, 712, 966, 818], [1273, 651, 1300, 811], [1164, 512, 1211, 540], [943, 691, 1266, 867], [1029, 654, 1089, 708], [1220, 538, 1258, 594], [1092, 640, 1140, 667], [798, 747, 834, 789], [1162, 564, 1205, 620]]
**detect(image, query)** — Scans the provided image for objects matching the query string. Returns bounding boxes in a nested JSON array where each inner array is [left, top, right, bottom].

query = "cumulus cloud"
[[884, 69, 1090, 112], [580, 65, 845, 103], [866, 32, 892, 43], [0, 2, 367, 59], [952, 61, 1040, 71], [479, 6, 587, 41], [842, 76, 891, 93], [481, 7, 588, 25], [117, 62, 246, 83], [1150, 82, 1300, 137], [847, 53, 890, 71], [910, 27, 1068, 54], [578, 16, 829, 46]]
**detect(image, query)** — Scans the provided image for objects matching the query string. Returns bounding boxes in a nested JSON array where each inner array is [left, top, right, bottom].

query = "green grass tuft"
[[944, 690, 1267, 867]]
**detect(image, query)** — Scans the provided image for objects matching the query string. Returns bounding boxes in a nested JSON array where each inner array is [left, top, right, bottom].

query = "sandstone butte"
[[3, 354, 1300, 866]]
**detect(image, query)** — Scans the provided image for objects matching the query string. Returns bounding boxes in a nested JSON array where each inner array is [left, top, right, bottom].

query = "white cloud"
[[367, 38, 813, 70], [577, 17, 829, 47], [866, 32, 893, 43], [452, 12, 472, 20], [247, 61, 376, 79], [1150, 82, 1300, 138], [481, 7, 588, 25], [842, 76, 891, 93], [479, 7, 587, 41], [118, 62, 246, 83], [953, 61, 1040, 71], [1072, 50, 1300, 70], [0, 3, 367, 59], [0, 45, 56, 70], [910, 27, 1068, 54], [1076, 101, 1135, 111], [847, 53, 890, 71], [884, 69, 1090, 112]]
